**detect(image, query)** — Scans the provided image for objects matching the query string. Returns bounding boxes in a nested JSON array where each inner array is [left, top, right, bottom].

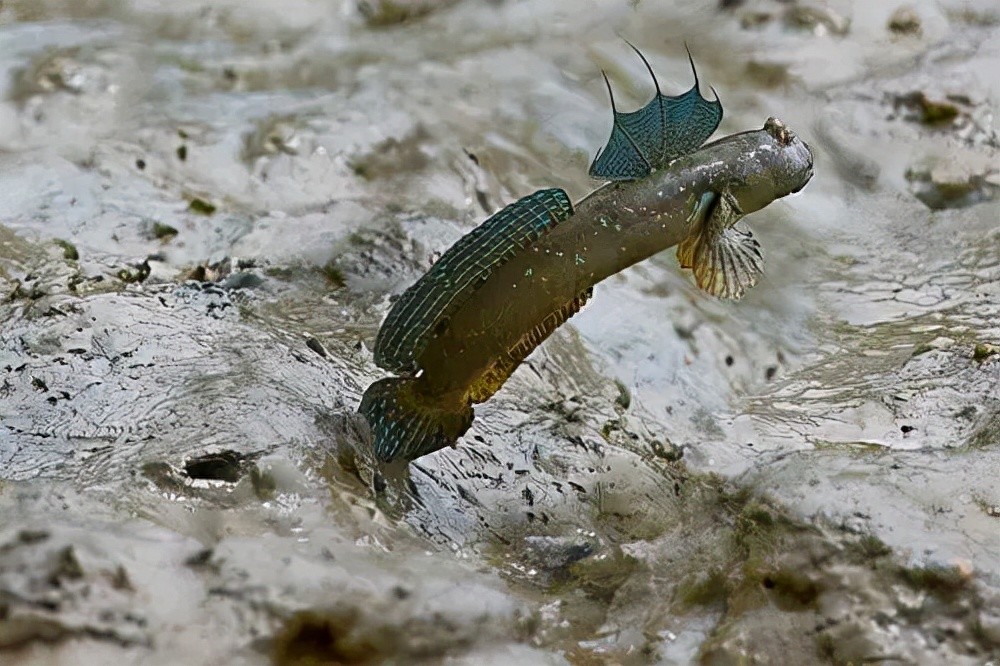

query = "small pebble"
[[888, 6, 921, 35]]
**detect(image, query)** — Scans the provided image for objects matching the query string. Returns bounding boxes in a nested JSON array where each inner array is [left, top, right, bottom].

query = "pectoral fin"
[[677, 191, 763, 300], [693, 223, 763, 299], [677, 191, 715, 270]]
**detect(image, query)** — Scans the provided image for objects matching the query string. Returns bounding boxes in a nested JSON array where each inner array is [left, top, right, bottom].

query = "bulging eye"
[[764, 117, 794, 146]]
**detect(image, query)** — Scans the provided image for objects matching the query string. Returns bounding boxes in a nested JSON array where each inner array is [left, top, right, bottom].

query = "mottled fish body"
[[361, 49, 814, 463]]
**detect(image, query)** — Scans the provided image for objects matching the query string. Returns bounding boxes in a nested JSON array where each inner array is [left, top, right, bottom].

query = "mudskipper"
[[360, 45, 814, 462]]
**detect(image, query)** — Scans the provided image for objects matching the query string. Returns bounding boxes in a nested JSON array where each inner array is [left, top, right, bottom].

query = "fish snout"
[[796, 137, 815, 192]]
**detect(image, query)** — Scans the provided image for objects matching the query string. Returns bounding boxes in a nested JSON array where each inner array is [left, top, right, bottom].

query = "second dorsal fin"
[[374, 188, 574, 374], [589, 44, 723, 182]]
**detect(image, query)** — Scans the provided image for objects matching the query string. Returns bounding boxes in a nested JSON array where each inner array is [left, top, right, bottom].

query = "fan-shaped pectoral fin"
[[680, 190, 764, 300], [677, 191, 715, 269]]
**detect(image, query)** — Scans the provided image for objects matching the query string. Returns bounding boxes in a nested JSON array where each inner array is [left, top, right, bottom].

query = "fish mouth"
[[779, 129, 814, 194], [792, 138, 815, 193]]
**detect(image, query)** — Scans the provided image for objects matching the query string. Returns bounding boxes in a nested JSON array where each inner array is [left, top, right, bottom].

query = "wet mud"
[[1, 0, 998, 664]]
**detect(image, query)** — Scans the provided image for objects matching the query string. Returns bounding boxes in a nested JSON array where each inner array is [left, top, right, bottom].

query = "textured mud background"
[[1, 1, 998, 664]]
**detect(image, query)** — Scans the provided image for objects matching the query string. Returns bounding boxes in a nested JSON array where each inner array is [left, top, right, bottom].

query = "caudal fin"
[[358, 377, 473, 463]]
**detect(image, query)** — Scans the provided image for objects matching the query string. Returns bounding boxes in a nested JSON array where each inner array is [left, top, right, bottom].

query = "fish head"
[[725, 117, 814, 216]]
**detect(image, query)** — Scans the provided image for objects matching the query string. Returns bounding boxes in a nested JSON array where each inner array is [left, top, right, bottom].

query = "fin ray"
[[374, 188, 574, 374], [677, 191, 716, 269], [590, 47, 723, 182], [692, 222, 763, 300], [468, 288, 593, 403], [679, 191, 763, 300], [359, 377, 474, 462]]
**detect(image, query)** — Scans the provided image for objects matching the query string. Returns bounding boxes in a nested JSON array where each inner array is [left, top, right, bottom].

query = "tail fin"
[[358, 377, 473, 463]]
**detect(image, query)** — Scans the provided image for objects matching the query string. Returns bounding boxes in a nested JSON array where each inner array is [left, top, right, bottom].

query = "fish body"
[[360, 51, 814, 463], [415, 119, 811, 396]]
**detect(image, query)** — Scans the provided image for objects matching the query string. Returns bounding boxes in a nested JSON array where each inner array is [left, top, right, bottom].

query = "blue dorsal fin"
[[373, 188, 574, 374], [589, 44, 724, 182]]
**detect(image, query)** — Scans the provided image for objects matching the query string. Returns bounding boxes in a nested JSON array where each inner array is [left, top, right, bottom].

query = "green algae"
[[152, 222, 179, 241], [53, 239, 78, 260], [188, 197, 216, 215], [973, 342, 998, 361], [675, 568, 729, 610], [320, 261, 346, 289], [854, 534, 893, 563], [897, 563, 971, 602], [564, 547, 640, 604]]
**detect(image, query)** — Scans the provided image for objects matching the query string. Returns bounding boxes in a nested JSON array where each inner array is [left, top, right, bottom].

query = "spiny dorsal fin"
[[590, 44, 723, 182], [374, 188, 574, 374]]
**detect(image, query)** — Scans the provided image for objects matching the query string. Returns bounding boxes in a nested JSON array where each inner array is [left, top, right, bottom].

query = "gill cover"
[[590, 44, 723, 181]]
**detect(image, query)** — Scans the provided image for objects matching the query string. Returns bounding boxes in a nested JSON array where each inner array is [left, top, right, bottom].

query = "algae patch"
[[53, 239, 78, 260], [188, 198, 217, 216], [151, 222, 179, 241]]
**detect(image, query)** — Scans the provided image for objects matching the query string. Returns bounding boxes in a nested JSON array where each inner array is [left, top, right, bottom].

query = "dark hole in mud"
[[49, 546, 84, 584], [17, 530, 50, 545], [184, 450, 247, 482], [271, 609, 382, 665], [185, 549, 214, 569], [305, 337, 327, 357], [760, 569, 821, 610]]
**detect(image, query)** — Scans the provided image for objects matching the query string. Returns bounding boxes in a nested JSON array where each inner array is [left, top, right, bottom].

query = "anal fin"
[[467, 288, 593, 403]]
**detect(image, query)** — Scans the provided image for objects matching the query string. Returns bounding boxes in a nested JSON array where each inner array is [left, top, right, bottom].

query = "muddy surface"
[[1, 1, 998, 664]]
